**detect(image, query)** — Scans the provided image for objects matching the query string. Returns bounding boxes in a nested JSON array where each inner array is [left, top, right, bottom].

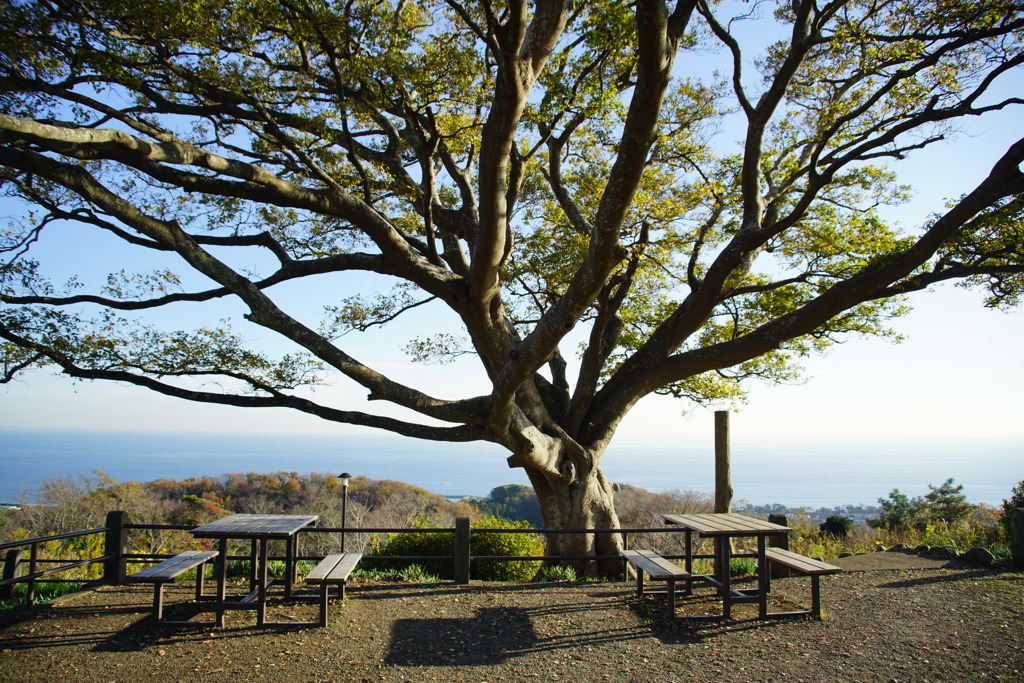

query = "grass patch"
[[0, 581, 84, 615], [535, 565, 579, 582], [352, 564, 441, 583]]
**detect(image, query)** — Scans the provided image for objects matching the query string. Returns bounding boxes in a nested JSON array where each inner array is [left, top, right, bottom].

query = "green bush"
[[819, 514, 855, 538], [869, 479, 975, 531], [536, 565, 578, 582], [1001, 480, 1024, 540], [729, 557, 757, 577], [352, 564, 441, 583], [0, 581, 83, 615], [369, 515, 544, 581]]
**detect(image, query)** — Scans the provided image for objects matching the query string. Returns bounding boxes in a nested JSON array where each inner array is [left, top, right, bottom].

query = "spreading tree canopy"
[[1, 0, 1022, 567]]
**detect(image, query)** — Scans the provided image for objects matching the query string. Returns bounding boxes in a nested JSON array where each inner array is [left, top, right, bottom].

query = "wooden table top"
[[191, 514, 318, 539], [662, 512, 790, 536]]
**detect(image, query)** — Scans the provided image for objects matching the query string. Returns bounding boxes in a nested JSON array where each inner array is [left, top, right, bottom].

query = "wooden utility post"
[[714, 410, 733, 513]]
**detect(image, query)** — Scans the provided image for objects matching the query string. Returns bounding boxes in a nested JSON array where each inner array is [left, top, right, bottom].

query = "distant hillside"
[[0, 469, 880, 546]]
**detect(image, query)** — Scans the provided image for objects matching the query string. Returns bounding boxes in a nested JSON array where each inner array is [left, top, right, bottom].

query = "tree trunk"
[[525, 457, 623, 577]]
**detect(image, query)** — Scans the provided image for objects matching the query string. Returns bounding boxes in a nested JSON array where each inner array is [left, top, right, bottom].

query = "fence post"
[[1, 548, 26, 600], [1011, 508, 1024, 570], [767, 513, 790, 578], [104, 510, 129, 584], [454, 517, 471, 584], [714, 410, 733, 514], [27, 543, 38, 604]]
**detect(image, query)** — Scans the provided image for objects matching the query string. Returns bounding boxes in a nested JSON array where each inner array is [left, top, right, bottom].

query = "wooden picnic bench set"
[[621, 512, 841, 620], [127, 514, 361, 628], [125, 511, 838, 628]]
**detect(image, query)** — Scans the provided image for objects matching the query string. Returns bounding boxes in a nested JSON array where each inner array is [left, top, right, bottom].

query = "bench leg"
[[764, 570, 828, 619], [758, 538, 769, 619], [195, 561, 206, 601], [319, 583, 329, 628], [153, 583, 165, 621], [666, 578, 676, 618], [636, 571, 644, 598]]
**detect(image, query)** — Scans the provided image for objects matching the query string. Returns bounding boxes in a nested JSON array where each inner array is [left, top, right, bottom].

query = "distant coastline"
[[1, 427, 1020, 509]]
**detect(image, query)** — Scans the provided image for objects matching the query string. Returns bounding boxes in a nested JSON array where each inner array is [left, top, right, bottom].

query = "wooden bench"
[[305, 552, 362, 627], [764, 547, 841, 618], [620, 549, 690, 618], [128, 550, 218, 624]]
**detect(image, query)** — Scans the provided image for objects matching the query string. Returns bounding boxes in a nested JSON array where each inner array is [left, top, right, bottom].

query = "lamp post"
[[339, 472, 352, 552]]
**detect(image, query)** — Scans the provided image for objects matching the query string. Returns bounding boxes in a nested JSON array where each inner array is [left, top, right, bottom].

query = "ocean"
[[1, 428, 1020, 509]]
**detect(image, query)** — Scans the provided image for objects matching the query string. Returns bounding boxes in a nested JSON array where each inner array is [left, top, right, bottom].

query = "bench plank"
[[305, 552, 362, 627], [765, 547, 841, 575], [621, 549, 689, 580], [129, 550, 219, 583], [305, 552, 361, 584]]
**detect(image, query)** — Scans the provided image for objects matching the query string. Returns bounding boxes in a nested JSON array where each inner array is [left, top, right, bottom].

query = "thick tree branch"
[[589, 135, 1024, 441], [489, 0, 697, 431], [0, 322, 489, 442]]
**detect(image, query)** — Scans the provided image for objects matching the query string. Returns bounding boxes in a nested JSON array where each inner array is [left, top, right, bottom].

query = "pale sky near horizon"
[[2, 13, 1023, 450], [3, 277, 1021, 444]]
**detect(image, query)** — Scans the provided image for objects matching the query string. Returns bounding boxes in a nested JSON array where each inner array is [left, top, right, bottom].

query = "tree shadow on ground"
[[382, 580, 801, 667], [385, 605, 666, 666]]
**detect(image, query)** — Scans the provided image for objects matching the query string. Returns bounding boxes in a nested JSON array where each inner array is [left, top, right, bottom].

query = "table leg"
[[257, 538, 269, 626], [683, 529, 693, 596], [248, 539, 258, 592], [215, 538, 228, 628], [719, 537, 732, 619], [757, 536, 769, 618], [285, 534, 295, 600]]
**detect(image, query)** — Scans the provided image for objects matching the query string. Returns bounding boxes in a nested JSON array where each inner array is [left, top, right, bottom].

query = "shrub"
[[1001, 479, 1024, 540], [536, 565, 578, 582], [352, 564, 442, 583], [369, 515, 544, 581], [469, 485, 544, 527], [729, 557, 757, 577], [819, 514, 855, 538], [869, 479, 975, 531], [0, 581, 81, 614]]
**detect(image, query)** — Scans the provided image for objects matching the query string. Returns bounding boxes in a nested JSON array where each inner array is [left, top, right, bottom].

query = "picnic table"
[[662, 512, 789, 619], [191, 513, 318, 627]]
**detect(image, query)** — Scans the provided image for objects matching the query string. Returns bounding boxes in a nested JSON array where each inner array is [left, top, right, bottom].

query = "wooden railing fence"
[[5, 509, 1020, 609]]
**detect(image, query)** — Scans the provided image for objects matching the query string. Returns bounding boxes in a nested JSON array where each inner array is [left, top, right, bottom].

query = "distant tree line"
[[1, 471, 710, 547], [868, 478, 977, 531], [5, 472, 1017, 558]]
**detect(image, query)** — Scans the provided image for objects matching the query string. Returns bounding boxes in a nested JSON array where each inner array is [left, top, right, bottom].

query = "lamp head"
[[339, 472, 352, 488]]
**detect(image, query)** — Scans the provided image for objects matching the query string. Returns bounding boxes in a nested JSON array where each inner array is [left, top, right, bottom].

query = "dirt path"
[[1, 563, 1021, 682]]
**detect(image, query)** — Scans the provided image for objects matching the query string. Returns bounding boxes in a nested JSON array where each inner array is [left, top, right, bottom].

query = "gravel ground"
[[0, 559, 1021, 682]]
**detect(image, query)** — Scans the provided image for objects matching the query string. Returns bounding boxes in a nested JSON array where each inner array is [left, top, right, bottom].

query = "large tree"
[[1, 0, 1022, 569]]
